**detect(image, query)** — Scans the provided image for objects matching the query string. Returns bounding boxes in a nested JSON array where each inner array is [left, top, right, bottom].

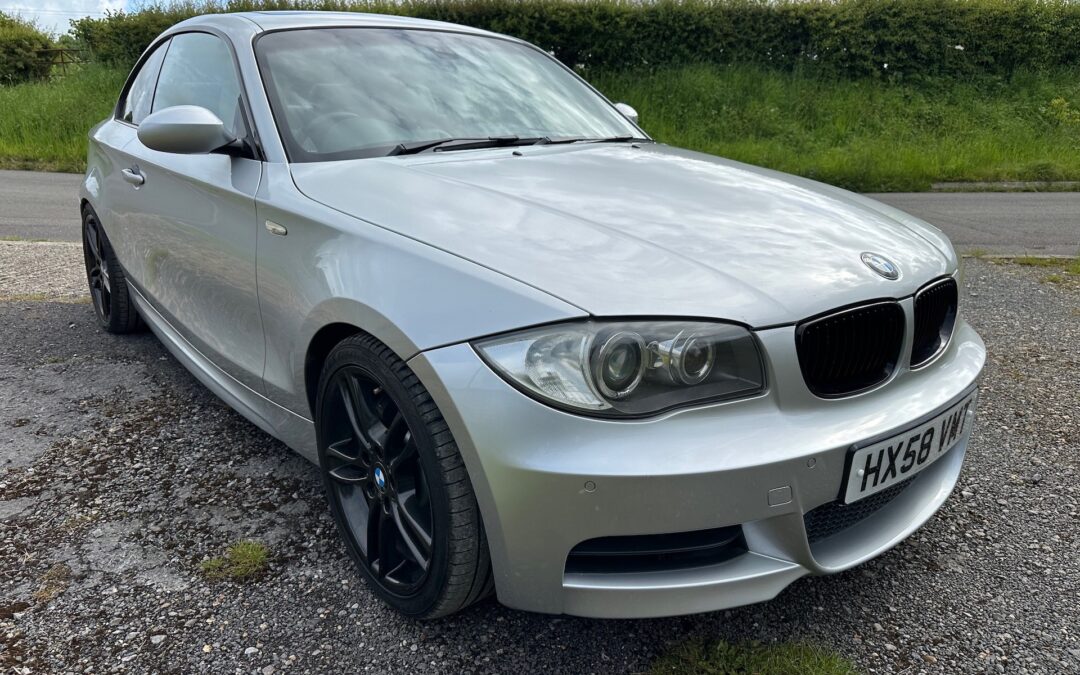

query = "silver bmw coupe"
[[81, 11, 985, 619]]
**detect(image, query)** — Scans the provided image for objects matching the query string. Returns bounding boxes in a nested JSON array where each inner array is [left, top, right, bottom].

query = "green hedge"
[[0, 13, 52, 84], [73, 0, 1080, 80]]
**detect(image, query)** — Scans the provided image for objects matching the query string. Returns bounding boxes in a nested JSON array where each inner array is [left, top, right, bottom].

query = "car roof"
[[173, 10, 501, 39]]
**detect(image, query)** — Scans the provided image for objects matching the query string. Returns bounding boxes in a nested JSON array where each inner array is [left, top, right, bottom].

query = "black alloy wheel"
[[323, 364, 434, 593], [83, 211, 112, 322], [316, 334, 492, 618], [81, 206, 141, 334]]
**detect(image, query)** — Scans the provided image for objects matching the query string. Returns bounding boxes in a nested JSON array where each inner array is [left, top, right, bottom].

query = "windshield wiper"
[[536, 135, 650, 145], [386, 137, 460, 156], [387, 134, 650, 156], [388, 136, 546, 156]]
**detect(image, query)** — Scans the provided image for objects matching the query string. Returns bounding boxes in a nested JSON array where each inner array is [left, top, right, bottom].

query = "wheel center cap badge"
[[374, 466, 387, 490], [861, 252, 901, 280]]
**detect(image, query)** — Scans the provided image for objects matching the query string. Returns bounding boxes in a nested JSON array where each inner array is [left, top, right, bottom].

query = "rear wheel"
[[81, 207, 141, 334], [316, 334, 492, 618]]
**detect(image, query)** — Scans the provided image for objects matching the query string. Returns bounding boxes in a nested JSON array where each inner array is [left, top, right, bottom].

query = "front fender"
[[255, 163, 585, 418]]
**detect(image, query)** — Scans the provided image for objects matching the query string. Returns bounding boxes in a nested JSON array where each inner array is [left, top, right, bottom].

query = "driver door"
[[112, 31, 265, 391]]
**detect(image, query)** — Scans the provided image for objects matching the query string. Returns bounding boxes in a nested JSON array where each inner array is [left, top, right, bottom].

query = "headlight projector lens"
[[671, 332, 716, 385], [593, 331, 646, 399]]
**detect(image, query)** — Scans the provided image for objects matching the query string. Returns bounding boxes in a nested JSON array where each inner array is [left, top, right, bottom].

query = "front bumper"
[[408, 318, 985, 618]]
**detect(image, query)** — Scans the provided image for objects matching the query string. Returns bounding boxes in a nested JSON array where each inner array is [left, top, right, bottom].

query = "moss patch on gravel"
[[651, 638, 858, 675], [32, 563, 72, 603], [1007, 255, 1080, 284], [201, 540, 271, 581]]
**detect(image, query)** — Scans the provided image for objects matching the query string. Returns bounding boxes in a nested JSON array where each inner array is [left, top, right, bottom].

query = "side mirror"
[[614, 102, 639, 126], [137, 105, 234, 154]]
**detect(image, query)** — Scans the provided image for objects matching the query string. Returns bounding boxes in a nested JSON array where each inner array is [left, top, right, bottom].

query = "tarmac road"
[[868, 191, 1080, 257], [1, 169, 1078, 255], [0, 170, 83, 242]]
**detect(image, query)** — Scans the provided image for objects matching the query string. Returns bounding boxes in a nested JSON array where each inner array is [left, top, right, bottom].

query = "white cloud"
[[3, 0, 129, 36]]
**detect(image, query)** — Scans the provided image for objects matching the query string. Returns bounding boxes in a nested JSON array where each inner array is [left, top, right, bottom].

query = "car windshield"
[[255, 27, 642, 161]]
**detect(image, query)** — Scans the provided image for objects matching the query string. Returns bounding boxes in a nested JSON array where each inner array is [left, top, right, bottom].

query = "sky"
[[1, 0, 131, 36]]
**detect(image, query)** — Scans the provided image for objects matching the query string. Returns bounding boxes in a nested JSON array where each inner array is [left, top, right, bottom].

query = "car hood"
[[290, 143, 956, 327]]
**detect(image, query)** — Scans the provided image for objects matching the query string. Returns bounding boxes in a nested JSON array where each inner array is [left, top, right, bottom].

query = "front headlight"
[[473, 320, 766, 417]]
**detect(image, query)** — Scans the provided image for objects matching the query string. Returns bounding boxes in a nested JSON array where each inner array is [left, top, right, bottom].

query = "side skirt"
[[126, 282, 319, 463]]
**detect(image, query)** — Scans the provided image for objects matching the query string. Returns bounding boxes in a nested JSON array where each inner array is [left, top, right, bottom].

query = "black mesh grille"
[[566, 525, 745, 574], [911, 278, 958, 367], [804, 477, 915, 544], [795, 302, 905, 398]]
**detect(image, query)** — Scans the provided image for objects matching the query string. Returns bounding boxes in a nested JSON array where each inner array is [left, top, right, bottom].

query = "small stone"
[[884, 643, 897, 651], [261, 667, 275, 675], [150, 635, 165, 645], [922, 654, 938, 664], [244, 647, 259, 656], [202, 644, 212, 653], [873, 623, 883, 632]]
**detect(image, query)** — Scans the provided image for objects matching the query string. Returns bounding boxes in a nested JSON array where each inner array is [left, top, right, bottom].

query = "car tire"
[[81, 206, 142, 334], [316, 334, 492, 618]]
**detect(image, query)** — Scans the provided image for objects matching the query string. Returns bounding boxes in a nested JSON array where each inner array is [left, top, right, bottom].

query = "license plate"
[[843, 391, 978, 504]]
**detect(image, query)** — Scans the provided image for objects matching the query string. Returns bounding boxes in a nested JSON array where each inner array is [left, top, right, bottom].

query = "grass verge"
[[593, 65, 1080, 192], [650, 638, 858, 675], [200, 540, 270, 581], [0, 65, 127, 173], [4, 63, 1080, 191]]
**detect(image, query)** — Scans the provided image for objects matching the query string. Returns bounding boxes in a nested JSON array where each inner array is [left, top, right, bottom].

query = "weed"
[[201, 540, 270, 581]]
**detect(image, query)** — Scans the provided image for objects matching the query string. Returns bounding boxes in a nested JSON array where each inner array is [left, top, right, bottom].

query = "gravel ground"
[[0, 241, 86, 300], [1, 250, 1078, 674]]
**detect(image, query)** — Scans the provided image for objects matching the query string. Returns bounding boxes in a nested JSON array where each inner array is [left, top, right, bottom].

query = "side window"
[[153, 33, 243, 135], [119, 40, 169, 125]]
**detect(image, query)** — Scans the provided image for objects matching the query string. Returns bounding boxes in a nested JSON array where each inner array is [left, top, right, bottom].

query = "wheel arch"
[[293, 293, 427, 418], [304, 322, 364, 415]]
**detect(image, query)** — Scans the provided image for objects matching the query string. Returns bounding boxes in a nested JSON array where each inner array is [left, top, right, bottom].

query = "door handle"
[[121, 167, 145, 187]]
